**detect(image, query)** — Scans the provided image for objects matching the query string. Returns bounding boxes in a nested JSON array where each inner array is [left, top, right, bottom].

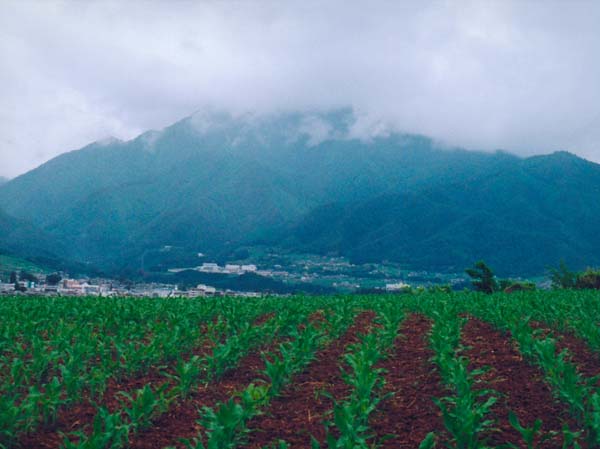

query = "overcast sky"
[[1, 0, 600, 178]]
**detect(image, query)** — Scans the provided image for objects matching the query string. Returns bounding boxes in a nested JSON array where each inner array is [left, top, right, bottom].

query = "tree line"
[[466, 260, 600, 293]]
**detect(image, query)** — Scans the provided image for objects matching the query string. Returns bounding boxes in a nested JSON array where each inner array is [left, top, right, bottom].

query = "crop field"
[[2, 291, 600, 449]]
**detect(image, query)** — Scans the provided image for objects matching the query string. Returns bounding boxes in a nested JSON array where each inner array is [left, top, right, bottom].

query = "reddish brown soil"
[[127, 346, 272, 449], [530, 322, 600, 381], [369, 314, 447, 448], [17, 317, 232, 449], [246, 310, 376, 449], [463, 318, 579, 448], [254, 312, 276, 326], [306, 309, 329, 329], [18, 338, 214, 449]]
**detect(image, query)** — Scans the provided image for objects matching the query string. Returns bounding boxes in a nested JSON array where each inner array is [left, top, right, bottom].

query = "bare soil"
[[369, 313, 447, 448], [463, 318, 579, 448], [245, 310, 376, 449]]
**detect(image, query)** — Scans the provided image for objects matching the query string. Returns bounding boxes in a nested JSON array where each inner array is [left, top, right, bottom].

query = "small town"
[[0, 259, 424, 298], [169, 262, 259, 275], [0, 271, 263, 298]]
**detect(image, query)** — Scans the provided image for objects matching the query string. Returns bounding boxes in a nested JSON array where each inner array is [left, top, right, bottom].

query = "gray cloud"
[[1, 0, 600, 177]]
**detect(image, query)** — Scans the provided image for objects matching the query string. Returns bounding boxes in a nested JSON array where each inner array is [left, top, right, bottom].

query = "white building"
[[200, 263, 220, 273], [385, 282, 411, 292], [0, 283, 15, 293], [197, 284, 216, 294], [224, 264, 242, 273]]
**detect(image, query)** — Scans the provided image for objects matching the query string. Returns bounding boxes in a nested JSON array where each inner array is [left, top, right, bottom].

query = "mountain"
[[0, 206, 70, 270], [1, 110, 599, 277], [279, 151, 600, 275], [0, 177, 8, 186]]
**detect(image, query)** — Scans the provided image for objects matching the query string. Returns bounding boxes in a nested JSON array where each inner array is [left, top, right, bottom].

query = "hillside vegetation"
[[1, 110, 599, 276]]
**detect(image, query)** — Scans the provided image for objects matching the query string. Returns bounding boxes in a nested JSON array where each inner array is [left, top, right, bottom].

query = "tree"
[[9, 271, 17, 283], [465, 260, 498, 294], [575, 268, 600, 290], [549, 260, 577, 289], [19, 270, 38, 282], [46, 273, 62, 285]]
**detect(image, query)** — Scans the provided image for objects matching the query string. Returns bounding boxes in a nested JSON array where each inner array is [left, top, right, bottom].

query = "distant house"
[[44, 284, 59, 293], [385, 282, 411, 292], [185, 284, 217, 297], [62, 279, 81, 289], [200, 263, 220, 273], [17, 280, 36, 289], [225, 264, 242, 273], [82, 283, 100, 295], [149, 289, 172, 298], [197, 284, 216, 295], [0, 283, 15, 293]]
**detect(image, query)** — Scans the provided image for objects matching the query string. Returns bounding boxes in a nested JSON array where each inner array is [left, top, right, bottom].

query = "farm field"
[[2, 291, 600, 448]]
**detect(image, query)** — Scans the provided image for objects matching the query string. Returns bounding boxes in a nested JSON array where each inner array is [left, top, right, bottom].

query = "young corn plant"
[[182, 383, 268, 449], [205, 323, 260, 381], [562, 425, 583, 449], [432, 358, 497, 449], [315, 327, 394, 449], [0, 393, 35, 449], [165, 355, 204, 399], [505, 318, 597, 446], [314, 400, 374, 449], [262, 325, 323, 399], [27, 375, 66, 427], [428, 308, 498, 449], [419, 432, 437, 449], [584, 393, 600, 447], [60, 406, 131, 449], [118, 383, 173, 432], [183, 320, 324, 449], [341, 335, 387, 419], [374, 304, 404, 352], [262, 350, 290, 399], [506, 411, 548, 449]]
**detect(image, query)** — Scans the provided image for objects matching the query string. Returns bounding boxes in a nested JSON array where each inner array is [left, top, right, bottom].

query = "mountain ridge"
[[1, 110, 598, 277]]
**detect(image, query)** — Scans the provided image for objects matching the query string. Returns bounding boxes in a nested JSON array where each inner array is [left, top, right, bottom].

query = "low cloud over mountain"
[[1, 110, 600, 276], [2, 1, 600, 177]]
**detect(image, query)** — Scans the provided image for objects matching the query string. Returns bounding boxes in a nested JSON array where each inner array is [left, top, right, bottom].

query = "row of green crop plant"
[[0, 307, 220, 447], [17, 291, 600, 447], [56, 294, 376, 449], [0, 294, 384, 449], [464, 291, 600, 449], [424, 304, 498, 449], [464, 295, 600, 448], [399, 288, 600, 367], [311, 304, 404, 449], [510, 320, 596, 447], [504, 290, 600, 357], [61, 383, 176, 449], [0, 297, 221, 400], [174, 304, 357, 449], [56, 303, 312, 449], [0, 296, 286, 449], [451, 290, 600, 358], [0, 297, 213, 379]]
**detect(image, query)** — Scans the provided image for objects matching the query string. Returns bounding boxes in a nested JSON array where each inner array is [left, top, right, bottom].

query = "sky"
[[1, 0, 600, 178]]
